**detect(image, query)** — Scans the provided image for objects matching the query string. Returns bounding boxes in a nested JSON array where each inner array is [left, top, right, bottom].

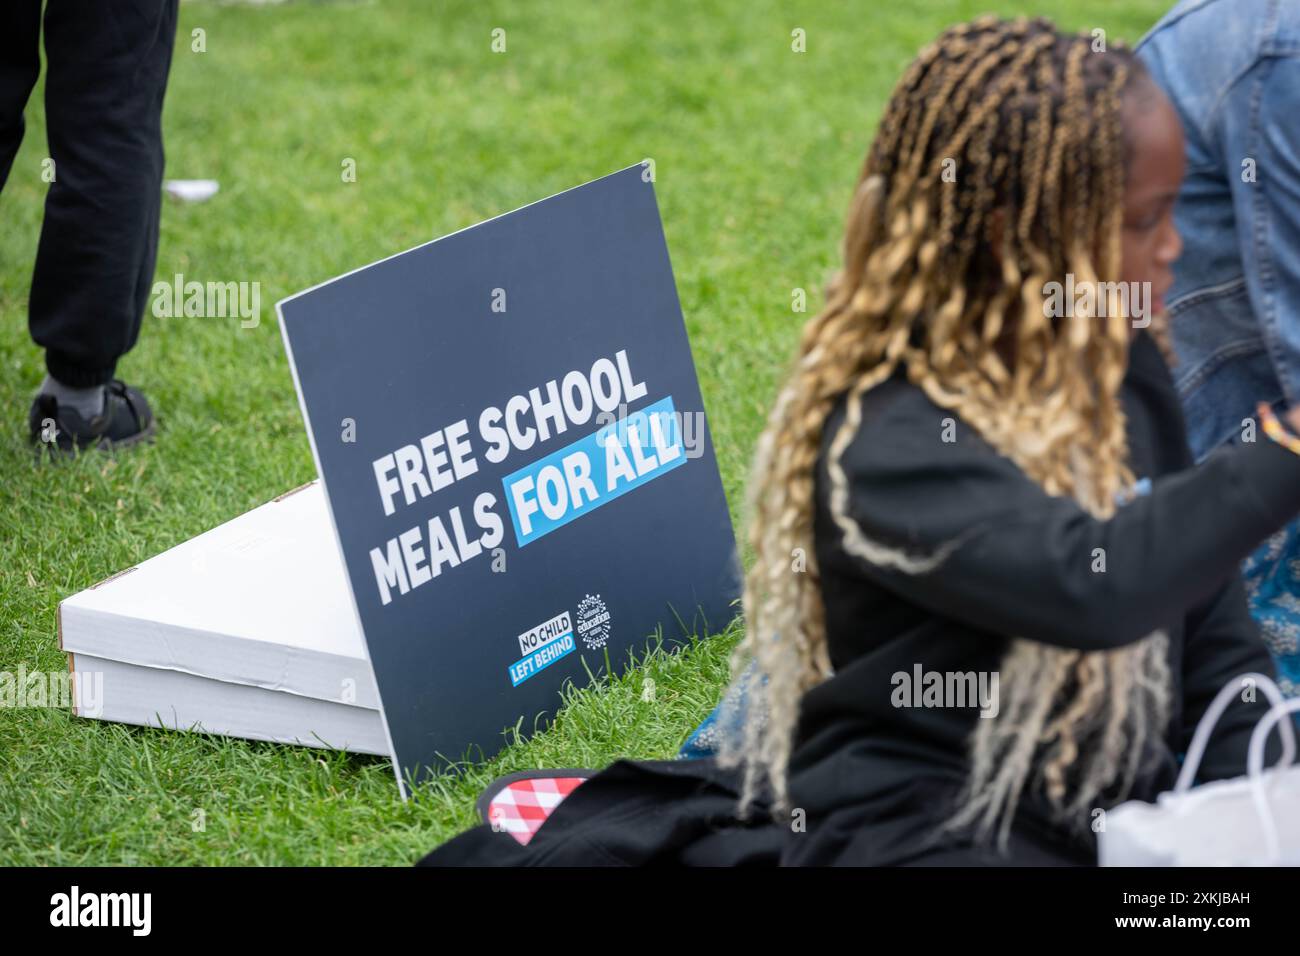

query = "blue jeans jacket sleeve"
[[1221, 56, 1300, 411], [1138, 0, 1300, 459]]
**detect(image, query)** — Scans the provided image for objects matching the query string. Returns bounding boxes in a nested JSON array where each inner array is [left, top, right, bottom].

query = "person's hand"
[[1284, 405, 1300, 437]]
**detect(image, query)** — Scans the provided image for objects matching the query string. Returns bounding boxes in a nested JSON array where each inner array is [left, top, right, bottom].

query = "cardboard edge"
[[273, 479, 319, 502], [88, 566, 138, 591], [67, 650, 78, 716], [59, 605, 79, 716]]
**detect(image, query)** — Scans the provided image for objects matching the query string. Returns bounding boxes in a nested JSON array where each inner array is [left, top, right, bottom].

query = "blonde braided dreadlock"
[[722, 16, 1173, 847]]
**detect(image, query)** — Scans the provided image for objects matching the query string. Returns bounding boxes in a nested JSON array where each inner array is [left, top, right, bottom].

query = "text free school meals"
[[366, 349, 684, 605]]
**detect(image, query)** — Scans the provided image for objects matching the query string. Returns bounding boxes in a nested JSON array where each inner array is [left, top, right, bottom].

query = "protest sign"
[[278, 165, 741, 792]]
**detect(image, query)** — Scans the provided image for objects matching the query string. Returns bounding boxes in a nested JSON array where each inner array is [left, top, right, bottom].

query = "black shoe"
[[29, 380, 157, 456]]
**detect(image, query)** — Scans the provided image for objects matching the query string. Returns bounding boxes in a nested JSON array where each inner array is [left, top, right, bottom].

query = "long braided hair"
[[724, 15, 1172, 846]]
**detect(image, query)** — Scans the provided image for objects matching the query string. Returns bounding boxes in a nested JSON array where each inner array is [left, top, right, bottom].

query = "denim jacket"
[[1137, 0, 1300, 460]]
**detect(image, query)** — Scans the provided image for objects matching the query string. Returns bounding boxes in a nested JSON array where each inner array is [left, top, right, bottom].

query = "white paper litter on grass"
[[163, 179, 220, 203]]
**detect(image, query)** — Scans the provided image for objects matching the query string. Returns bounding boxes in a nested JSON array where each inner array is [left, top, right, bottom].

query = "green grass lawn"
[[0, 0, 1169, 865]]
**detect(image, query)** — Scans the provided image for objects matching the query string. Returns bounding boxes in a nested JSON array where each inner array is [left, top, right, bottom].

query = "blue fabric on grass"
[[679, 663, 757, 759]]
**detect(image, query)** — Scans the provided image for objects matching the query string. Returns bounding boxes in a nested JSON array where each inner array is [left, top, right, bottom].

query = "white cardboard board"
[[68, 652, 386, 755], [59, 481, 381, 740]]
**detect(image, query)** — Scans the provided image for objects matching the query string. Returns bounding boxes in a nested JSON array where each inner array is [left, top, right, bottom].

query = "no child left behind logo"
[[576, 594, 611, 650], [507, 595, 611, 687]]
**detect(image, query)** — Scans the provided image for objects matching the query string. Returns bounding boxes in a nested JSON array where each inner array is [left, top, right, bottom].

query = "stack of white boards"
[[59, 480, 388, 755]]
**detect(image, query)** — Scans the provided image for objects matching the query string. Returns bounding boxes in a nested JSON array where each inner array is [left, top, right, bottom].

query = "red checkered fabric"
[[485, 776, 587, 845]]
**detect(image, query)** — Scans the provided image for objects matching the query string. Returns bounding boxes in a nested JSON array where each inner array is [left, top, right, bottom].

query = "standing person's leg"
[[28, 0, 179, 453], [0, 1, 42, 189]]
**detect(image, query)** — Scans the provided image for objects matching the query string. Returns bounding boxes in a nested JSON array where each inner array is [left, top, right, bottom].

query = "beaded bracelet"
[[1258, 402, 1300, 458]]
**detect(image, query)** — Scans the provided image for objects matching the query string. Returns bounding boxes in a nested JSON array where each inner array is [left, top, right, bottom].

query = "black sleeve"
[[826, 384, 1300, 651], [1180, 578, 1285, 782]]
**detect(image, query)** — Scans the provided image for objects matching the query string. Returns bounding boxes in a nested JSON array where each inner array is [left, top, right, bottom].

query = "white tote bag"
[[1099, 672, 1300, 866]]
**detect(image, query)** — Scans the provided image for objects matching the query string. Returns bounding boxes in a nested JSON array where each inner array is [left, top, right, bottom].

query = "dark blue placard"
[[277, 165, 741, 794]]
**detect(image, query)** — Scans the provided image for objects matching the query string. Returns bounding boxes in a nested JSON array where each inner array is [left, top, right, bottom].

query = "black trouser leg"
[[0, 2, 42, 190], [31, 0, 179, 388]]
